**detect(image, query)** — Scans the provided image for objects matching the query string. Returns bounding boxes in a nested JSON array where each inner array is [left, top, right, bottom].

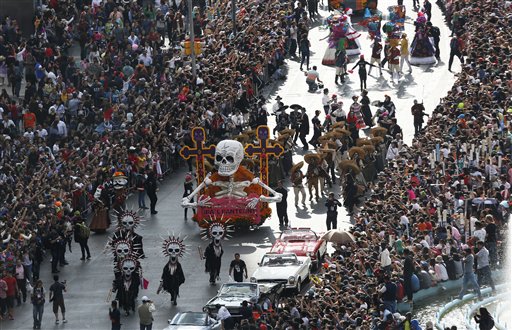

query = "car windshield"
[[219, 283, 258, 297], [170, 312, 206, 325], [261, 254, 299, 266], [281, 230, 316, 241]]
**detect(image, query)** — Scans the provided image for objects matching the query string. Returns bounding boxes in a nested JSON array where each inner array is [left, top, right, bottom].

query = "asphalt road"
[[3, 0, 459, 329]]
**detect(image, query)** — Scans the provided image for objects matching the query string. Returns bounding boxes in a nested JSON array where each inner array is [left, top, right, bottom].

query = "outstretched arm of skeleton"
[[181, 173, 213, 208], [252, 178, 283, 203]]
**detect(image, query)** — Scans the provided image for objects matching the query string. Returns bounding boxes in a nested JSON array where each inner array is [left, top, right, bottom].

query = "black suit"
[[299, 113, 309, 149], [275, 187, 289, 226]]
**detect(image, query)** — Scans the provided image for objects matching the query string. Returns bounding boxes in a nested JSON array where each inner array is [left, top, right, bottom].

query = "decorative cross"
[[244, 126, 284, 190], [179, 127, 215, 192]]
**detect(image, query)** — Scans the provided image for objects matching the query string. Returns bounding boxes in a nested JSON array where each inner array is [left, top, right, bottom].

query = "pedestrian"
[[325, 192, 341, 230], [424, 0, 432, 21], [322, 88, 331, 114], [368, 38, 383, 76], [145, 169, 158, 215], [448, 35, 464, 72], [413, 0, 419, 8], [49, 275, 67, 324], [0, 276, 7, 319], [350, 55, 376, 91], [275, 180, 289, 227], [299, 108, 310, 150], [400, 34, 412, 73], [299, 33, 311, 71], [31, 280, 45, 329], [474, 307, 495, 330], [229, 253, 248, 283], [458, 247, 482, 300], [360, 90, 373, 127], [183, 174, 196, 219], [475, 241, 496, 292], [411, 100, 428, 135], [402, 249, 415, 306], [380, 243, 392, 275], [289, 22, 298, 57], [426, 22, 441, 61], [14, 259, 27, 306], [2, 270, 17, 320], [379, 275, 397, 313], [334, 49, 347, 85], [291, 167, 307, 207], [309, 110, 322, 148], [484, 215, 498, 268], [74, 217, 91, 260], [305, 66, 323, 93], [136, 172, 147, 210], [109, 300, 121, 330], [138, 296, 155, 330]]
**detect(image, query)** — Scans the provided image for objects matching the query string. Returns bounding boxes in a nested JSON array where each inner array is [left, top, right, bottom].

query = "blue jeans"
[[383, 300, 397, 313], [458, 272, 481, 299], [138, 190, 146, 208], [33, 304, 44, 327], [306, 80, 317, 91]]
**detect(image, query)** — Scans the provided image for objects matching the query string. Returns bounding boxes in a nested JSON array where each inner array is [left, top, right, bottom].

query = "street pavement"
[[4, 0, 458, 329]]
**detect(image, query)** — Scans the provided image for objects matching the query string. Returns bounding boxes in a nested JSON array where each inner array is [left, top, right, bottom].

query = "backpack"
[[79, 223, 90, 239]]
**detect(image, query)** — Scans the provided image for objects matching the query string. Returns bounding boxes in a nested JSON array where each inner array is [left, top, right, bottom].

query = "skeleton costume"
[[201, 221, 232, 285], [158, 235, 186, 306], [112, 172, 128, 213], [114, 210, 145, 258], [112, 254, 141, 316], [89, 180, 112, 233]]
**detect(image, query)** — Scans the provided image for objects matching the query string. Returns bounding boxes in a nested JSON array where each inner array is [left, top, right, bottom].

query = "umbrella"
[[321, 230, 355, 244], [291, 161, 304, 174], [290, 104, 303, 110], [332, 122, 345, 129]]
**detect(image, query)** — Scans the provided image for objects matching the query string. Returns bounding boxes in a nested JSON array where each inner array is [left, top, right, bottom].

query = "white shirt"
[[36, 128, 48, 139], [322, 94, 331, 106], [217, 306, 231, 321], [473, 228, 486, 243], [23, 131, 34, 142], [380, 248, 391, 267], [57, 120, 68, 137]]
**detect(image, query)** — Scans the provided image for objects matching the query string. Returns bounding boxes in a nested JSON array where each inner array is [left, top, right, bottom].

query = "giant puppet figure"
[[181, 127, 283, 228], [157, 235, 186, 306]]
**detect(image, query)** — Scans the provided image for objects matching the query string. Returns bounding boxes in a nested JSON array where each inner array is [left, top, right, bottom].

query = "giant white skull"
[[215, 140, 244, 177], [121, 259, 136, 277], [114, 241, 131, 258], [209, 224, 225, 246]]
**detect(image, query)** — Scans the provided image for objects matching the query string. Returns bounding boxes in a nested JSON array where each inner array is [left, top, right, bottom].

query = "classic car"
[[203, 282, 284, 320], [163, 312, 221, 330], [270, 228, 327, 269], [250, 253, 311, 292]]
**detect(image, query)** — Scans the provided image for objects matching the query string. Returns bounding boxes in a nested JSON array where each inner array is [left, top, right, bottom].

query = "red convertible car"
[[270, 228, 327, 269]]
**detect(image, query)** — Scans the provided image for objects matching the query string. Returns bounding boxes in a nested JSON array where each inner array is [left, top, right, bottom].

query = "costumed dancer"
[[112, 253, 141, 316], [409, 12, 436, 65], [201, 221, 232, 285], [112, 172, 129, 213], [114, 210, 145, 258], [349, 55, 377, 91], [387, 40, 401, 82], [157, 235, 186, 306], [322, 11, 360, 66], [347, 96, 366, 140], [334, 49, 348, 85], [368, 37, 383, 76], [89, 179, 112, 233]]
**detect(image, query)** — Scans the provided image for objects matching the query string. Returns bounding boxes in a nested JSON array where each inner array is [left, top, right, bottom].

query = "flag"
[[141, 277, 149, 290]]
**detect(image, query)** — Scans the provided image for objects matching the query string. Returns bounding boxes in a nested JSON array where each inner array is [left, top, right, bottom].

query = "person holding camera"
[[49, 275, 67, 324], [138, 296, 155, 330]]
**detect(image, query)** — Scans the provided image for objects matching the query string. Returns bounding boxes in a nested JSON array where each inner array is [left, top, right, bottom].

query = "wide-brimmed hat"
[[291, 161, 304, 174], [279, 128, 295, 136], [304, 153, 322, 164], [332, 122, 345, 129], [435, 255, 444, 263], [356, 138, 373, 147], [371, 127, 388, 137], [349, 147, 366, 158], [339, 160, 360, 174]]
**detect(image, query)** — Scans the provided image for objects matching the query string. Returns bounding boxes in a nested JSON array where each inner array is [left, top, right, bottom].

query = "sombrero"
[[291, 161, 304, 174], [244, 129, 257, 138], [334, 128, 351, 136], [349, 147, 366, 158], [279, 128, 295, 136], [332, 121, 345, 129], [362, 144, 376, 154], [371, 136, 384, 145], [234, 133, 250, 143], [318, 135, 331, 144], [371, 127, 388, 137], [277, 133, 290, 143], [331, 130, 343, 139], [269, 139, 284, 147], [241, 158, 256, 169], [205, 159, 215, 172], [326, 141, 337, 150], [304, 153, 322, 164], [339, 160, 361, 174], [356, 138, 373, 147]]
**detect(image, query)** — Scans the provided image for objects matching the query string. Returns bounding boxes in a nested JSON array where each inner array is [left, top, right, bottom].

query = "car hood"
[[252, 264, 302, 280], [271, 240, 318, 255], [205, 296, 252, 308]]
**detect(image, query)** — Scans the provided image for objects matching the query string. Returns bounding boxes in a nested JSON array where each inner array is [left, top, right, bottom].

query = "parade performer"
[[201, 221, 232, 285], [112, 253, 141, 316], [322, 11, 361, 66], [350, 55, 377, 91], [409, 12, 436, 65], [368, 38, 383, 76], [360, 90, 373, 127], [114, 210, 145, 258], [90, 175, 113, 233], [157, 235, 186, 306], [387, 40, 401, 82], [334, 49, 348, 85], [112, 172, 129, 213], [305, 154, 329, 202]]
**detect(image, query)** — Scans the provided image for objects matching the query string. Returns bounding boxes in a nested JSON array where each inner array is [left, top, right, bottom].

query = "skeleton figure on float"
[[181, 140, 282, 209], [157, 235, 186, 306]]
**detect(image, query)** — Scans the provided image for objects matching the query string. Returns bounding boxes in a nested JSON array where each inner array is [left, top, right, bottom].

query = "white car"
[[250, 253, 311, 292]]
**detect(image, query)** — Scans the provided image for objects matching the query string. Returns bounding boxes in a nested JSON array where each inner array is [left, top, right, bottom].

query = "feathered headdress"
[[161, 234, 188, 259], [200, 216, 234, 241]]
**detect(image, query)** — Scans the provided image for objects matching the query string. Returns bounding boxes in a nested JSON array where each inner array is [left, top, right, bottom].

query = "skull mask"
[[214, 140, 244, 176], [209, 224, 225, 246], [114, 241, 131, 258], [120, 214, 136, 230], [120, 259, 136, 277], [166, 242, 181, 263]]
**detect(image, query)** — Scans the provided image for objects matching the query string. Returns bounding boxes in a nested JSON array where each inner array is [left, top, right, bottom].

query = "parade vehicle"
[[203, 282, 284, 319], [270, 228, 327, 270], [250, 253, 312, 292], [163, 312, 221, 330]]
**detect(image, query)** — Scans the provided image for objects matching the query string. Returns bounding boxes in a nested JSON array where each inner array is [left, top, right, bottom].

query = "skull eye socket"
[[216, 155, 223, 162], [226, 156, 234, 162]]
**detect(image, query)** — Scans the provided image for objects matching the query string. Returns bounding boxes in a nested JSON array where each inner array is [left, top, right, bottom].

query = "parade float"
[[180, 126, 283, 228]]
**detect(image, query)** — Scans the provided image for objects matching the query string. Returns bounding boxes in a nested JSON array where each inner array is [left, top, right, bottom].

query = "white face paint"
[[167, 242, 181, 263], [120, 215, 135, 230], [214, 140, 244, 176], [114, 241, 131, 258], [113, 176, 128, 189], [121, 259, 136, 277], [210, 224, 225, 245]]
